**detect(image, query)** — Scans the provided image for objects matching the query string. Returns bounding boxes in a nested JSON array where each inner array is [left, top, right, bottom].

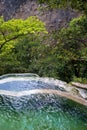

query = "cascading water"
[[0, 73, 87, 130]]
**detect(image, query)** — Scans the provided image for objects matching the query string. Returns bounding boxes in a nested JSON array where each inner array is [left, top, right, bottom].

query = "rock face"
[[0, 0, 79, 31], [70, 82, 87, 99], [0, 0, 27, 20]]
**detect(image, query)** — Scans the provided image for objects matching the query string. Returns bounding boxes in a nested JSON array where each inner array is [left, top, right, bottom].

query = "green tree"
[[0, 35, 39, 75], [0, 16, 47, 75], [55, 15, 87, 79], [38, 0, 87, 14], [0, 16, 47, 51], [24, 15, 87, 82]]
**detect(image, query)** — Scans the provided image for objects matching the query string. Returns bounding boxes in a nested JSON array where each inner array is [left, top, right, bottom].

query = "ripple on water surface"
[[0, 74, 87, 130], [0, 94, 87, 130], [0, 77, 66, 91]]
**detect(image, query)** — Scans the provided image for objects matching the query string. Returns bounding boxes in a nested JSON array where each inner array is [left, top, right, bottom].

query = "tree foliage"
[[0, 16, 47, 75], [0, 2, 87, 83], [38, 0, 87, 14], [0, 16, 47, 50], [27, 15, 87, 82]]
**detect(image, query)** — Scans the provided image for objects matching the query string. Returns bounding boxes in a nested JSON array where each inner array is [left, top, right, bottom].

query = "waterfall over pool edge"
[[0, 73, 87, 108]]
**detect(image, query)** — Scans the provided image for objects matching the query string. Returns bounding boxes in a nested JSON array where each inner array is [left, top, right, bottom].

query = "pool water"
[[0, 107, 87, 130], [0, 78, 65, 92], [0, 74, 87, 130], [0, 98, 87, 130]]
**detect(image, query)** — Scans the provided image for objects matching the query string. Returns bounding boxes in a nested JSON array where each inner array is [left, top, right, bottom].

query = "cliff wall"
[[0, 0, 79, 31]]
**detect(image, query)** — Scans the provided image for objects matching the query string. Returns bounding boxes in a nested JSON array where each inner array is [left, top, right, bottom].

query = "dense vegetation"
[[38, 0, 87, 14], [0, 1, 87, 83]]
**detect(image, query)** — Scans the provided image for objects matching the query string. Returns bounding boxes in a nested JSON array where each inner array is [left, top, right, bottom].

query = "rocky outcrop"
[[64, 82, 87, 100], [71, 82, 87, 89], [70, 82, 87, 99], [0, 0, 79, 31]]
